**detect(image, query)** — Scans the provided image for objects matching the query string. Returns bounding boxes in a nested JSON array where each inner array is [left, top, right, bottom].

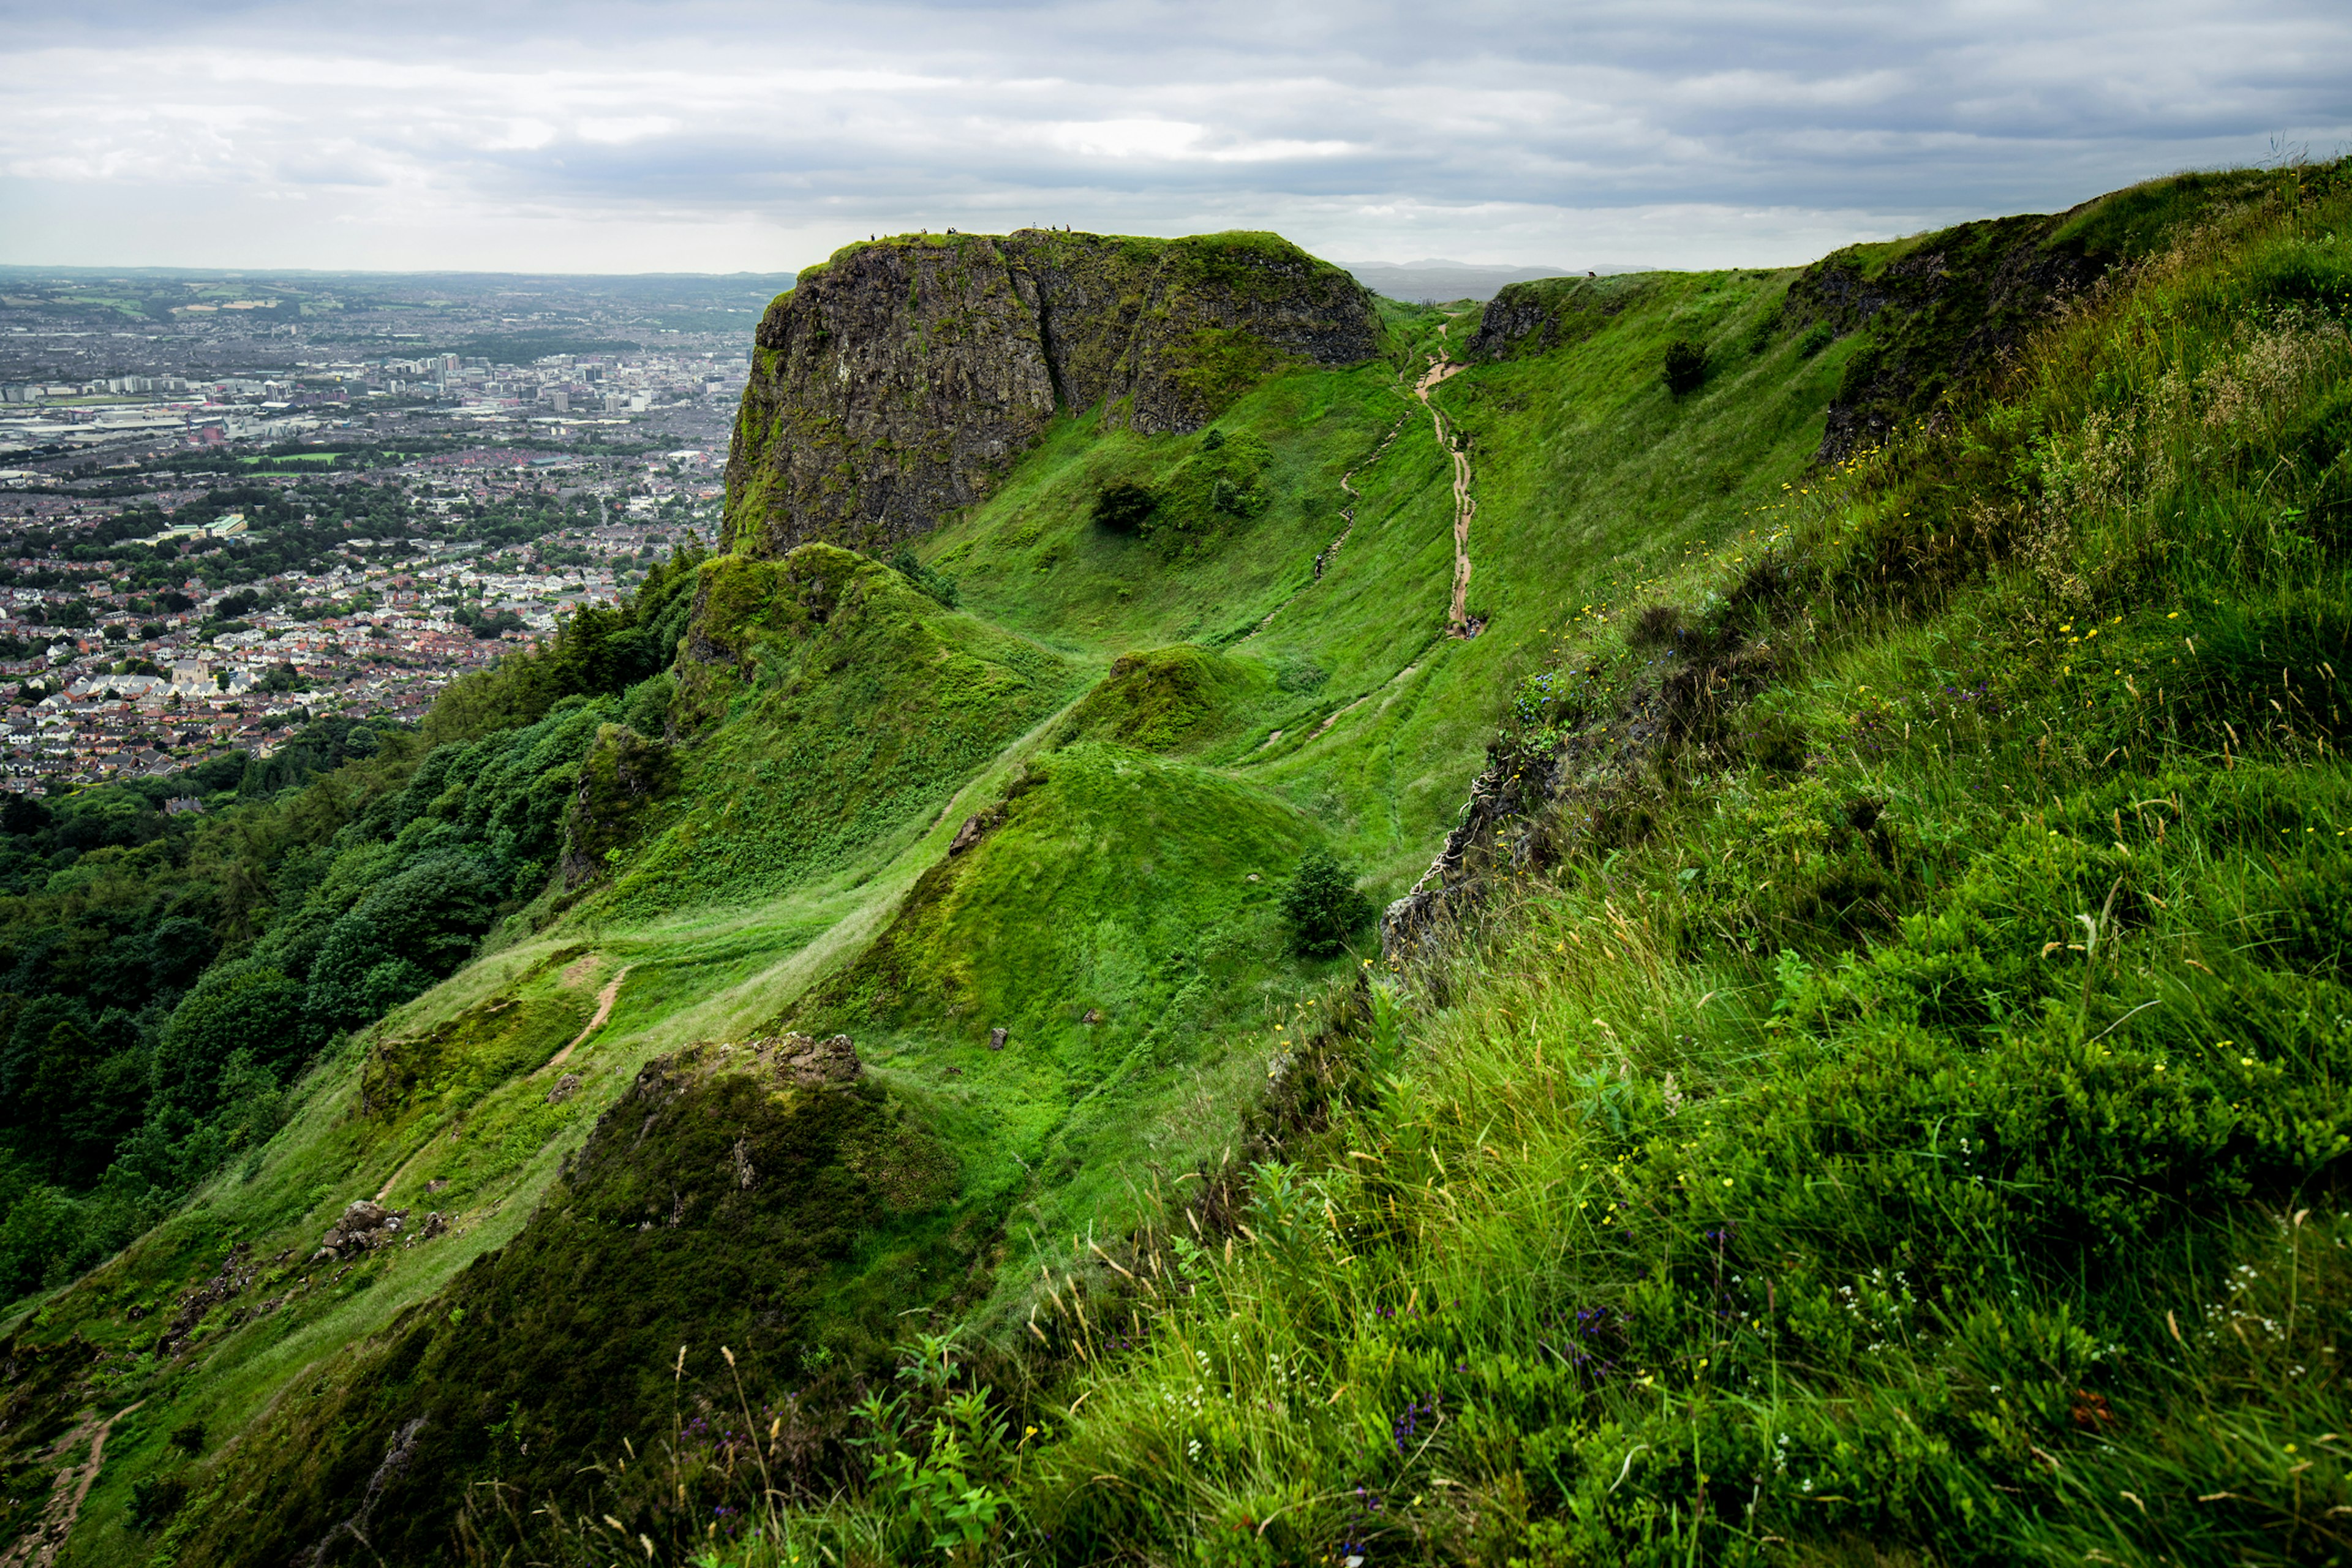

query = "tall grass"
[[627, 164, 2352, 1568]]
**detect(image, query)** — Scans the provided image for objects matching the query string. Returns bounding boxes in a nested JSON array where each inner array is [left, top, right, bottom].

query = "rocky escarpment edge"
[[722, 229, 1381, 561]]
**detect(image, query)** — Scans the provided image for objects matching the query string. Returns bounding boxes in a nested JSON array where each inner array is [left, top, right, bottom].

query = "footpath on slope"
[[1242, 407, 1411, 641], [1417, 317, 1482, 639], [1, 1400, 141, 1568], [371, 963, 635, 1203]]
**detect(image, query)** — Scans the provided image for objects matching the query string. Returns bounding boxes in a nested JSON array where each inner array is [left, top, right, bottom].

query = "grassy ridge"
[[952, 163, 2352, 1567], [595, 545, 1082, 919], [12, 168, 2330, 1568]]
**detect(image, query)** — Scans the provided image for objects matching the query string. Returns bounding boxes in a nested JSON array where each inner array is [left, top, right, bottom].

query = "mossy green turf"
[[162, 1046, 973, 1568], [1, 185, 2216, 1566], [920, 265, 1856, 888], [794, 741, 1327, 1264], [595, 545, 1082, 919], [987, 165, 2352, 1568]]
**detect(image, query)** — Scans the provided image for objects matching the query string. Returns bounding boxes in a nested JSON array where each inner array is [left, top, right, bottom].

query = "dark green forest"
[[0, 543, 703, 1299]]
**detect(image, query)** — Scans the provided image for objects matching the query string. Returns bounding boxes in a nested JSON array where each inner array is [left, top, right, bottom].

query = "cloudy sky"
[[2, 0, 2347, 275]]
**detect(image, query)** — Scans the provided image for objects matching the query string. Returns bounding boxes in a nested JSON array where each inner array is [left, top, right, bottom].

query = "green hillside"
[[4, 164, 2350, 1568]]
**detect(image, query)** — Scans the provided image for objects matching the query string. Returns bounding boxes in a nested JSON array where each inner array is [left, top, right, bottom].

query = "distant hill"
[[1340, 257, 1648, 301]]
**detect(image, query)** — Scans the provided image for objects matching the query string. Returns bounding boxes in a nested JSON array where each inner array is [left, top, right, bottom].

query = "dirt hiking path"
[[371, 963, 633, 1203], [1, 1400, 142, 1568], [1243, 409, 1411, 642], [1417, 317, 1481, 639], [543, 964, 632, 1074]]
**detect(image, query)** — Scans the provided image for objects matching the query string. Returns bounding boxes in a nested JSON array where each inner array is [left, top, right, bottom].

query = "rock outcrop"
[[765, 1030, 862, 1087], [559, 723, 675, 888], [1781, 212, 2108, 461], [723, 229, 1380, 559], [313, 1200, 407, 1261], [1466, 273, 1654, 362]]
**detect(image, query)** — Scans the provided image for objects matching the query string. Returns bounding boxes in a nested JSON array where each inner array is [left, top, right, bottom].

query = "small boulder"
[[988, 1027, 1008, 1050], [314, 1199, 409, 1261], [418, 1211, 449, 1240], [545, 1071, 582, 1105], [1080, 1008, 1103, 1025], [774, 1031, 862, 1085]]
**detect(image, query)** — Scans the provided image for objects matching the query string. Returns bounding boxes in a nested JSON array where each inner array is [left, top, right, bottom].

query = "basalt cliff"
[[720, 229, 1379, 558]]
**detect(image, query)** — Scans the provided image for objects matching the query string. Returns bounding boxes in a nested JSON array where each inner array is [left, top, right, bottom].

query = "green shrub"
[[128, 1473, 187, 1532], [151, 961, 307, 1113], [889, 547, 960, 607], [1279, 848, 1373, 957], [1090, 482, 1158, 533], [1662, 339, 1706, 394], [302, 853, 499, 1029]]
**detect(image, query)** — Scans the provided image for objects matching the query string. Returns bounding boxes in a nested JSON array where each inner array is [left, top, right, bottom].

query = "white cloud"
[[1038, 119, 1209, 160], [0, 1, 2345, 271]]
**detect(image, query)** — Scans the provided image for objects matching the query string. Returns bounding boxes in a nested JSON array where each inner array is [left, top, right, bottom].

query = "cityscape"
[[0, 268, 787, 788]]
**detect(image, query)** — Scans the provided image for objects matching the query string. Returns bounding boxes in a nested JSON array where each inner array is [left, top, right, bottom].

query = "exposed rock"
[[545, 1072, 582, 1106], [1080, 1008, 1103, 1025], [1781, 211, 2109, 461], [948, 809, 1001, 856], [988, 1027, 1008, 1050], [312, 1200, 409, 1262], [155, 1243, 257, 1355], [761, 1031, 863, 1086], [723, 230, 1381, 560], [297, 1415, 427, 1568], [418, 1211, 449, 1240], [1466, 274, 1653, 363]]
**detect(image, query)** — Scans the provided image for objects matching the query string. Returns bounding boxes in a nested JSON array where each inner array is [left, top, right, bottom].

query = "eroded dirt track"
[[1415, 334, 1480, 639], [1, 1401, 142, 1568]]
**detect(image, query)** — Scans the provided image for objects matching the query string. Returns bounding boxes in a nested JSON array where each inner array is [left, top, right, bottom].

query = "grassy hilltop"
[[2, 164, 2350, 1568]]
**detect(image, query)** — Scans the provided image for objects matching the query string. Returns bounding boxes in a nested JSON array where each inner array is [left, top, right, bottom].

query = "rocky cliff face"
[[1781, 213, 2107, 461], [1466, 273, 1654, 362], [722, 230, 1379, 559]]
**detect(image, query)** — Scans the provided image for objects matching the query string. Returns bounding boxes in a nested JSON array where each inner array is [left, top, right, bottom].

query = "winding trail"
[[2, 1401, 142, 1568], [1245, 312, 1482, 645], [371, 963, 633, 1204], [1243, 409, 1411, 641], [1415, 323, 1482, 639], [542, 964, 633, 1074]]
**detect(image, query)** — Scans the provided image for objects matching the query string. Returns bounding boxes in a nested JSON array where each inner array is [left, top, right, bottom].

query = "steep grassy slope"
[[918, 266, 1866, 892], [592, 544, 1084, 919], [931, 164, 2352, 1568], [4, 170, 2301, 1568], [165, 1040, 972, 1568]]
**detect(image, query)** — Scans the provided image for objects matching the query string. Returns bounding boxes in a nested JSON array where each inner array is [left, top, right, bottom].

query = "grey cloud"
[[1, 0, 2346, 270]]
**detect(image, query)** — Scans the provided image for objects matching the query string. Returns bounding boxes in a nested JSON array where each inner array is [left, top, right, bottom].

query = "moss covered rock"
[[558, 723, 675, 889], [170, 1039, 971, 1568], [1055, 644, 1267, 753], [722, 230, 1380, 559]]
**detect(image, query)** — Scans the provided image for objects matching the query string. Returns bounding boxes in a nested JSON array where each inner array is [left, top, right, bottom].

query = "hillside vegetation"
[[1, 166, 2347, 1568]]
